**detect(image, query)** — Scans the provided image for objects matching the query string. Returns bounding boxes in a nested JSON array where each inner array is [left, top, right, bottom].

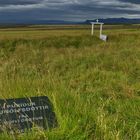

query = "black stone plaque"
[[0, 96, 57, 133]]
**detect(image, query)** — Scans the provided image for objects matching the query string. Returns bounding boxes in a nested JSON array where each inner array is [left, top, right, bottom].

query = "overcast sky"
[[0, 0, 140, 23]]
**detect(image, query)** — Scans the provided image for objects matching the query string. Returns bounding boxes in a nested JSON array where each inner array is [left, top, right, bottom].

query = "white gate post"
[[100, 24, 103, 37], [91, 24, 94, 36]]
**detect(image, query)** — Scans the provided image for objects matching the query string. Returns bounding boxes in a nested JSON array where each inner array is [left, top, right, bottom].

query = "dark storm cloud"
[[0, 0, 140, 23], [119, 0, 140, 4], [0, 0, 42, 5]]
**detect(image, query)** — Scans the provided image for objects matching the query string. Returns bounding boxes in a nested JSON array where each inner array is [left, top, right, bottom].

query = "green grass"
[[0, 25, 140, 140]]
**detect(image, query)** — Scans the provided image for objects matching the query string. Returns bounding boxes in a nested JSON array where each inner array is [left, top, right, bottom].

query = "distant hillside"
[[85, 18, 140, 24], [1, 18, 140, 25], [0, 20, 81, 25]]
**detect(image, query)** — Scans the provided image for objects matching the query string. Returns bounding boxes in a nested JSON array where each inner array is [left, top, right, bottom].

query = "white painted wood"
[[90, 19, 103, 25], [100, 24, 103, 36], [90, 20, 107, 41], [100, 34, 107, 41], [91, 24, 94, 35]]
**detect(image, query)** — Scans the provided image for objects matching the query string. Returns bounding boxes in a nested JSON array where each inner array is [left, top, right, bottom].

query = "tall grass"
[[0, 27, 140, 140]]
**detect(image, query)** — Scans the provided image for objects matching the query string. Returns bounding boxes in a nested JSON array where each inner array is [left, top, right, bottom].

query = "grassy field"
[[0, 25, 140, 140]]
